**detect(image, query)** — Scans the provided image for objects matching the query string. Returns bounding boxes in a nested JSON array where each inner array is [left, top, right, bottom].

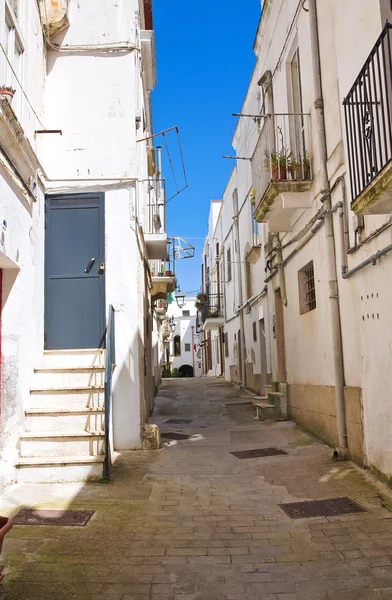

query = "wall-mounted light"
[[175, 289, 185, 309]]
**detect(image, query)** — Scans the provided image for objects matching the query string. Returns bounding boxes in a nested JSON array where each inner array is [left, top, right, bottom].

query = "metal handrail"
[[103, 305, 115, 480]]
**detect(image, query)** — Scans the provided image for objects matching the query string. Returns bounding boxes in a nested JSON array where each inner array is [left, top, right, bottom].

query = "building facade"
[[0, 0, 168, 487], [164, 297, 202, 378], [202, 0, 392, 482]]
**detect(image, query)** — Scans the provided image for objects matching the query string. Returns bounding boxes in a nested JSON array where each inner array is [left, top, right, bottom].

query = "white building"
[[202, 0, 392, 482], [0, 0, 169, 487], [166, 296, 202, 378]]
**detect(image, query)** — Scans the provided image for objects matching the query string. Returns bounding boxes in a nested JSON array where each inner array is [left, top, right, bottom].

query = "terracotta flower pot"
[[0, 87, 15, 104], [271, 164, 287, 180]]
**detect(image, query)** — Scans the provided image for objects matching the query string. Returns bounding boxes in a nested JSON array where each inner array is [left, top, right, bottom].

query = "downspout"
[[234, 213, 247, 386], [216, 250, 224, 376], [274, 234, 288, 306], [308, 0, 348, 457]]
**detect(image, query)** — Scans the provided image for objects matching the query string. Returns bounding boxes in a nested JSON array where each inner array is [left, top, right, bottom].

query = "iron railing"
[[251, 112, 312, 204], [103, 305, 116, 480], [201, 293, 224, 323], [149, 239, 176, 278], [343, 24, 392, 201]]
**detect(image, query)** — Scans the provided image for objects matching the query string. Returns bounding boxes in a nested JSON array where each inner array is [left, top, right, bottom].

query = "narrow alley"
[[2, 379, 392, 599]]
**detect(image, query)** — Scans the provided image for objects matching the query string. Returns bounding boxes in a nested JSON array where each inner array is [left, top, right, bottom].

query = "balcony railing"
[[201, 293, 224, 323], [343, 24, 392, 203], [144, 178, 166, 235], [251, 112, 312, 204]]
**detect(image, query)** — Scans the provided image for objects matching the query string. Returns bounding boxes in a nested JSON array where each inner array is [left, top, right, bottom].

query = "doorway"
[[45, 193, 106, 350]]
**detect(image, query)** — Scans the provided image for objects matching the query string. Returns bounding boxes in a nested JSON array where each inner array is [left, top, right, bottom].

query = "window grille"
[[298, 261, 316, 314]]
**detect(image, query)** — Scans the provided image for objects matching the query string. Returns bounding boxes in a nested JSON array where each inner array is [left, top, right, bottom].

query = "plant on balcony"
[[289, 150, 311, 180], [0, 86, 15, 104], [195, 291, 206, 311], [264, 127, 290, 180]]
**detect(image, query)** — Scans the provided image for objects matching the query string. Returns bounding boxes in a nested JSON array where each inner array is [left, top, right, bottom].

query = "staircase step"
[[29, 388, 104, 410], [33, 368, 105, 388], [20, 431, 105, 439], [20, 431, 105, 458], [40, 349, 105, 368], [25, 408, 104, 415], [17, 455, 105, 465], [16, 455, 105, 483], [30, 386, 104, 394], [25, 409, 105, 432]]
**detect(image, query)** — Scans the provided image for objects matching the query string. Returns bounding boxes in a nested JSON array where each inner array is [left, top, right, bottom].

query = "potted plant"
[[264, 125, 290, 180], [289, 151, 311, 180], [0, 86, 15, 104], [165, 269, 172, 276]]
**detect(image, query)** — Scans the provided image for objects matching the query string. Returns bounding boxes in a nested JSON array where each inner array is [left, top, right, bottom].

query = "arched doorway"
[[179, 364, 194, 378]]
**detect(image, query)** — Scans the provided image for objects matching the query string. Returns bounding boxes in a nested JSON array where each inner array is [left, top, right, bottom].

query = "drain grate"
[[230, 447, 288, 459], [161, 432, 190, 441], [165, 419, 193, 424], [12, 508, 94, 527], [225, 401, 253, 407], [279, 497, 366, 519]]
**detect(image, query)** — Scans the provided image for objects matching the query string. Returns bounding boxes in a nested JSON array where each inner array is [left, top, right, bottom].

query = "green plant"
[[264, 127, 290, 178], [171, 368, 181, 378]]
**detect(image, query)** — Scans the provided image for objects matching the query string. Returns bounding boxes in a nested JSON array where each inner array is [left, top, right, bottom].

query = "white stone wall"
[[167, 298, 202, 378]]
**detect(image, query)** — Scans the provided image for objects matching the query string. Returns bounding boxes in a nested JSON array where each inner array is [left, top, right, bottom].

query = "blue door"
[[45, 193, 106, 350]]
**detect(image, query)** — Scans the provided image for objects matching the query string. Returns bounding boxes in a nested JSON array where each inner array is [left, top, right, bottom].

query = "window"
[[253, 321, 257, 342], [3, 1, 24, 120], [245, 258, 252, 300], [232, 188, 238, 215], [182, 310, 190, 317], [174, 335, 181, 356], [227, 247, 232, 282], [298, 261, 316, 314], [184, 343, 191, 352], [224, 332, 229, 358]]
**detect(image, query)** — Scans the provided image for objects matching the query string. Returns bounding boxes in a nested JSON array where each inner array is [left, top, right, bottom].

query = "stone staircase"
[[253, 382, 287, 421], [16, 349, 106, 483]]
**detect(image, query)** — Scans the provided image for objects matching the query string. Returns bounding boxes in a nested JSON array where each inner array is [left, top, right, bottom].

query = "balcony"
[[252, 113, 313, 232], [144, 178, 168, 260], [201, 294, 224, 331], [155, 300, 167, 319], [44, 0, 70, 38], [343, 24, 392, 215], [150, 256, 175, 302]]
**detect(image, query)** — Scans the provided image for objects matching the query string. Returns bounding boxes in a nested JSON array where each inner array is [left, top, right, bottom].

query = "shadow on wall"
[[179, 364, 194, 378], [112, 328, 142, 451]]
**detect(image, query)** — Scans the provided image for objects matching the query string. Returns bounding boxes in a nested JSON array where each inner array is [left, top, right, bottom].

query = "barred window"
[[298, 261, 316, 314]]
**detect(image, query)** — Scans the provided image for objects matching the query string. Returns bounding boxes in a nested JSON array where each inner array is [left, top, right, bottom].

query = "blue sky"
[[152, 0, 260, 295]]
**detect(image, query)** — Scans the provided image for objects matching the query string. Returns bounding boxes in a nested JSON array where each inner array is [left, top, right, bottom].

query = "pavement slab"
[[2, 378, 392, 599]]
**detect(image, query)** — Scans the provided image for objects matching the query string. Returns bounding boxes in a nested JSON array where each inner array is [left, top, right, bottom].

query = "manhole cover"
[[165, 419, 193, 424], [12, 508, 94, 527], [279, 497, 366, 519], [230, 447, 288, 459], [161, 432, 190, 440]]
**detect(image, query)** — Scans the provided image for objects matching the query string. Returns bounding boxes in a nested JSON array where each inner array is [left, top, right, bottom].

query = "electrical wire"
[[0, 43, 45, 129]]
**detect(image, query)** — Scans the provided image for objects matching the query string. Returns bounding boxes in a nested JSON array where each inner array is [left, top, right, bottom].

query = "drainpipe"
[[234, 213, 247, 386], [274, 234, 288, 307], [308, 0, 348, 458]]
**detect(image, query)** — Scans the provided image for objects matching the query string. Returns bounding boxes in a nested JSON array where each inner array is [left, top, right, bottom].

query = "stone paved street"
[[2, 378, 392, 599]]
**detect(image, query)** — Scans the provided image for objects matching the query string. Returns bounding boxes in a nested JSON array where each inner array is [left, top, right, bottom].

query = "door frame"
[[44, 192, 106, 350]]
